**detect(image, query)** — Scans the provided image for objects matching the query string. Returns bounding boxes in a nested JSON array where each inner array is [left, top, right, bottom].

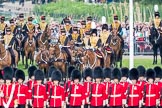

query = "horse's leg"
[[153, 46, 155, 65], [22, 50, 25, 65], [25, 53, 28, 69], [155, 46, 158, 64]]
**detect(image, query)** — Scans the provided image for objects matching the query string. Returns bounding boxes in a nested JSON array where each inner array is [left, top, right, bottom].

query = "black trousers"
[[50, 107, 61, 108], [17, 105, 25, 108], [90, 106, 103, 108], [84, 104, 89, 108], [69, 106, 81, 108], [144, 106, 156, 108], [8, 47, 15, 65], [109, 106, 122, 108], [127, 106, 139, 108]]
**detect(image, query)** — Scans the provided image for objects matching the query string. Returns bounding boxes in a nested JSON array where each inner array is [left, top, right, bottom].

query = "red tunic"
[[120, 81, 129, 99], [69, 83, 85, 106], [143, 83, 159, 106], [14, 84, 28, 105], [0, 84, 4, 106], [90, 82, 106, 107], [26, 80, 36, 100], [127, 84, 142, 106], [157, 82, 162, 106], [64, 80, 72, 102], [3, 84, 15, 107], [109, 83, 124, 106], [83, 81, 92, 104], [32, 84, 47, 107], [48, 84, 65, 107]]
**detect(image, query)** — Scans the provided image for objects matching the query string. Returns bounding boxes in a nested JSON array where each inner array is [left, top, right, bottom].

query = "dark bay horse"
[[109, 29, 123, 67], [24, 31, 36, 68]]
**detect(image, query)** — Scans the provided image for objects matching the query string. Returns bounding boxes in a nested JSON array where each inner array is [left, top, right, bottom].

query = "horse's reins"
[[40, 52, 48, 64], [54, 45, 62, 61], [0, 50, 7, 61], [40, 33, 47, 45]]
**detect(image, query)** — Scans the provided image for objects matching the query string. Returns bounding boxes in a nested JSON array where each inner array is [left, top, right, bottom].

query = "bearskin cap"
[[129, 68, 139, 80], [93, 66, 103, 79], [121, 67, 129, 78], [137, 65, 146, 77], [103, 67, 111, 78], [34, 69, 44, 81], [16, 69, 25, 81], [3, 66, 14, 80], [68, 65, 75, 79], [111, 68, 121, 80], [83, 68, 92, 79], [51, 70, 62, 82], [48, 65, 57, 78], [146, 68, 156, 81], [154, 66, 162, 78], [71, 69, 81, 81], [28, 65, 37, 78]]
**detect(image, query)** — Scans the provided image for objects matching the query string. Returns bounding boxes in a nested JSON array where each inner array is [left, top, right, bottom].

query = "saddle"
[[95, 49, 103, 58], [104, 46, 112, 53]]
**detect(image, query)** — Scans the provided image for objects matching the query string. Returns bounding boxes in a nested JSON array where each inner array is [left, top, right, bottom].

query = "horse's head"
[[112, 28, 118, 36], [27, 31, 35, 45], [49, 44, 60, 55], [0, 41, 5, 54], [67, 40, 75, 49]]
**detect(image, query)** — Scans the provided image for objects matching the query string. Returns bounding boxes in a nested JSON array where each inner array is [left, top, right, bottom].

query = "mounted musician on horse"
[[149, 9, 162, 64], [0, 27, 19, 69]]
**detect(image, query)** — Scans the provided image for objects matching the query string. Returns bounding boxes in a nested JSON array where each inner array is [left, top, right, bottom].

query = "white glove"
[[29, 99, 32, 106], [0, 91, 4, 97], [122, 99, 126, 105], [103, 100, 106, 106], [156, 99, 160, 106], [105, 99, 108, 105], [59, 45, 62, 48]]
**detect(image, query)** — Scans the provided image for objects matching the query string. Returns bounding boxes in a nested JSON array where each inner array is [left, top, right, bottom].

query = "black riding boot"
[[119, 36, 124, 53], [9, 48, 15, 66], [64, 47, 71, 63]]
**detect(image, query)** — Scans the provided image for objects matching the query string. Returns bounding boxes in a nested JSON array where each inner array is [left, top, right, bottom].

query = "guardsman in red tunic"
[[68, 69, 85, 108], [137, 65, 146, 92], [143, 69, 159, 107], [82, 68, 93, 108], [108, 68, 124, 108], [0, 70, 4, 107], [90, 66, 106, 108], [154, 66, 162, 107], [31, 69, 47, 108], [120, 67, 129, 105], [126, 68, 142, 108], [48, 70, 65, 108], [45, 66, 57, 101], [2, 66, 15, 108], [103, 67, 111, 108], [14, 69, 28, 108], [26, 65, 37, 107], [64, 65, 75, 108]]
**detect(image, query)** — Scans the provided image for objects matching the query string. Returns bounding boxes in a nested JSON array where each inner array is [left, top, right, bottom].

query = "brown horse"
[[49, 44, 67, 79], [103, 46, 115, 68], [0, 41, 19, 69], [35, 46, 49, 78], [110, 29, 123, 67], [24, 31, 36, 68], [37, 25, 51, 50], [82, 49, 101, 69]]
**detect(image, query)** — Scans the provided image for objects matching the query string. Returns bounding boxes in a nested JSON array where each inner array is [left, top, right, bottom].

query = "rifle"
[[68, 83, 72, 103], [143, 85, 146, 105], [126, 85, 130, 105], [108, 85, 112, 105]]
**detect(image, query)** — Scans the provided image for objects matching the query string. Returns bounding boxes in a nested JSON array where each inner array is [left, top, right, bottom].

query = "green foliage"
[[33, 0, 162, 23]]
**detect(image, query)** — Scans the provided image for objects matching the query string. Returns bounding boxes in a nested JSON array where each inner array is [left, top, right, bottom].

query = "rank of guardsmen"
[[0, 65, 162, 108]]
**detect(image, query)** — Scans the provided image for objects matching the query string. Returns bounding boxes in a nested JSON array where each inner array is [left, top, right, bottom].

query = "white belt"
[[34, 96, 44, 98], [92, 94, 102, 97], [17, 94, 25, 96], [146, 94, 156, 97], [71, 94, 82, 97], [129, 94, 139, 97], [110, 94, 121, 97], [51, 96, 62, 98]]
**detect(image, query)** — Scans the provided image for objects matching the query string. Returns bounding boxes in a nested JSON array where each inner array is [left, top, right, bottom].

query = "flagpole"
[[129, 0, 134, 69]]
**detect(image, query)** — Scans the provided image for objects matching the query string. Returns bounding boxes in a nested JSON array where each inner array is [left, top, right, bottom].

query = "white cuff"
[[122, 99, 126, 105], [62, 101, 64, 107]]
